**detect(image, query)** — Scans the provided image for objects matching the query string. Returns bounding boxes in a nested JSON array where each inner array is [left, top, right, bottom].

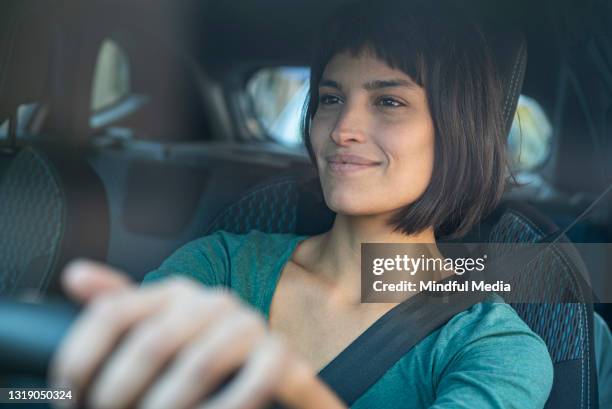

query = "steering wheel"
[[0, 299, 79, 378], [0, 299, 248, 408]]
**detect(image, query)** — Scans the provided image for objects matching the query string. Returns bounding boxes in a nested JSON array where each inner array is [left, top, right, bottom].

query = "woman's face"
[[310, 49, 435, 217]]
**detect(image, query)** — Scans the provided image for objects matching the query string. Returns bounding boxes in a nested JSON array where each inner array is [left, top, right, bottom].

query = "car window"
[[88, 35, 206, 142], [91, 39, 131, 112], [89, 38, 149, 137], [247, 67, 309, 146], [508, 95, 553, 172], [247, 67, 554, 171]]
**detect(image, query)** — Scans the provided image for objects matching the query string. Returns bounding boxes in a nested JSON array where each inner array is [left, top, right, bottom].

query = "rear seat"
[[0, 2, 110, 297]]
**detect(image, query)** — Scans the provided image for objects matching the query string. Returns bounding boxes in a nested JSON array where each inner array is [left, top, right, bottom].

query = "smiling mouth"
[[324, 153, 383, 175], [327, 161, 381, 174]]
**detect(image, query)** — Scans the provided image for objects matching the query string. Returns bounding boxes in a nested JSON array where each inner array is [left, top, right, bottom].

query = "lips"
[[325, 153, 381, 166], [325, 153, 382, 174]]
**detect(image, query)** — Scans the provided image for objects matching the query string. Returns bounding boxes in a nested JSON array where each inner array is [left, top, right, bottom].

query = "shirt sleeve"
[[141, 231, 231, 287], [430, 305, 554, 409]]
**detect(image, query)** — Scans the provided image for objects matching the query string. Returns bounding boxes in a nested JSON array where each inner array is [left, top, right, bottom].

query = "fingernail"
[[64, 260, 92, 287]]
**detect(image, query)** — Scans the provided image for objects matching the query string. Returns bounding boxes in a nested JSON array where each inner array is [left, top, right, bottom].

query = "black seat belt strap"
[[318, 286, 488, 406]]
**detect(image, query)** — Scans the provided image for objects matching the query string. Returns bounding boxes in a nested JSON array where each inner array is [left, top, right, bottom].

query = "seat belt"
[[318, 277, 490, 406]]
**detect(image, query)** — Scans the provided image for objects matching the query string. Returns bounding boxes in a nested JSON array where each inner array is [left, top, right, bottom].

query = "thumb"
[[62, 259, 133, 303]]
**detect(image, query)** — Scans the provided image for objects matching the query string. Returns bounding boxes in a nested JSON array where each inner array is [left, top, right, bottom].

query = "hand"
[[49, 260, 346, 409]]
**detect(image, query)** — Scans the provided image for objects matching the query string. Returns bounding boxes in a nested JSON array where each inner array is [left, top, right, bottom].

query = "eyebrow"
[[319, 79, 343, 90], [319, 78, 417, 91], [364, 79, 417, 91]]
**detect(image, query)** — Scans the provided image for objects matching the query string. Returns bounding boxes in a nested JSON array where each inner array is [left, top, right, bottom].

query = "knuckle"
[[166, 276, 197, 294], [238, 310, 265, 332], [170, 291, 204, 315], [134, 325, 175, 360], [88, 294, 122, 321], [257, 335, 295, 376], [263, 333, 288, 356], [183, 351, 216, 383], [206, 290, 239, 311], [51, 358, 87, 391]]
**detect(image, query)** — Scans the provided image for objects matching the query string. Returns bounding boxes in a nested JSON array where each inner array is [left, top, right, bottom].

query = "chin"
[[323, 185, 423, 218], [323, 188, 379, 216]]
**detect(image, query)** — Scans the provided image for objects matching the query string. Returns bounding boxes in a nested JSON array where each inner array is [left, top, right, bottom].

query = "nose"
[[330, 104, 367, 146]]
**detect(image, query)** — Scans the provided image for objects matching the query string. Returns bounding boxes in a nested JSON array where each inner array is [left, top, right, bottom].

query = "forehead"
[[321, 49, 413, 85]]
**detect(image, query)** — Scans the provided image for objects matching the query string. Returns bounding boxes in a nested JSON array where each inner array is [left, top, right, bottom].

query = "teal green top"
[[143, 230, 554, 409]]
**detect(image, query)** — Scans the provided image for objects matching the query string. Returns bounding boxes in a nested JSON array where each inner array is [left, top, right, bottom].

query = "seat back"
[[486, 203, 598, 409], [0, 147, 63, 295], [204, 174, 332, 236], [0, 145, 110, 297]]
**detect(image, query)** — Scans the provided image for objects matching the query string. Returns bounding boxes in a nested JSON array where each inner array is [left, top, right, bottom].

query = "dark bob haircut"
[[301, 0, 510, 239]]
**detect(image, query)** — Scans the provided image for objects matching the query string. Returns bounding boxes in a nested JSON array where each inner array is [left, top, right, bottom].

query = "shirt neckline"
[[261, 233, 412, 376], [260, 233, 310, 320]]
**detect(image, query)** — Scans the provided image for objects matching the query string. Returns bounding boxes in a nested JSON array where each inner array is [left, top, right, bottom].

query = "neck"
[[307, 213, 436, 306]]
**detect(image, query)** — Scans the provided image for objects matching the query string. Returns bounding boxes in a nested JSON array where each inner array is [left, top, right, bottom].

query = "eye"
[[375, 96, 406, 108], [319, 94, 343, 106]]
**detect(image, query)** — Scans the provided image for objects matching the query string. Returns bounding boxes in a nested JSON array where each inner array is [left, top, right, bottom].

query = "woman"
[[50, 0, 554, 408]]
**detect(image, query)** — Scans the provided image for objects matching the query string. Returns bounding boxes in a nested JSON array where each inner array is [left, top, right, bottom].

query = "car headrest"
[[485, 27, 528, 136]]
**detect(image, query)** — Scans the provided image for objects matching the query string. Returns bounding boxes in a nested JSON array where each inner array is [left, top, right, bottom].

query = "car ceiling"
[[20, 0, 602, 113], [120, 0, 578, 111]]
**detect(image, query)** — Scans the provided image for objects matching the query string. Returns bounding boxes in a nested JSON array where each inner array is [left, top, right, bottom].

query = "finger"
[[139, 310, 266, 409], [197, 335, 287, 409], [202, 336, 347, 409], [86, 291, 240, 409], [62, 259, 132, 303], [49, 278, 198, 404], [274, 354, 346, 409]]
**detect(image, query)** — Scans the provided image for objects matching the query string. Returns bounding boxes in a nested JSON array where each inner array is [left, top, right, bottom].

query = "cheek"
[[309, 112, 332, 168], [380, 120, 435, 197]]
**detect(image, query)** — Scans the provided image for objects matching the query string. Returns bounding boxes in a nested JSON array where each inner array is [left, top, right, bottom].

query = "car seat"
[[0, 146, 110, 297]]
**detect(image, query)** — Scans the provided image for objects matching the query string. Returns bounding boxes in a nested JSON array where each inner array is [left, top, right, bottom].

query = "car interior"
[[0, 0, 611, 408]]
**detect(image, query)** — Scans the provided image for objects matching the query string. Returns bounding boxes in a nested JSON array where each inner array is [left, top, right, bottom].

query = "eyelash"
[[318, 94, 406, 109], [319, 94, 342, 106], [376, 97, 405, 108]]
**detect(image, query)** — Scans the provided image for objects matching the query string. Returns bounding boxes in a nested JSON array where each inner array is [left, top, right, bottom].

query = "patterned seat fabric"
[[205, 177, 301, 235], [490, 211, 585, 362], [205, 176, 597, 409], [489, 209, 595, 408], [0, 145, 110, 298], [0, 147, 64, 296]]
